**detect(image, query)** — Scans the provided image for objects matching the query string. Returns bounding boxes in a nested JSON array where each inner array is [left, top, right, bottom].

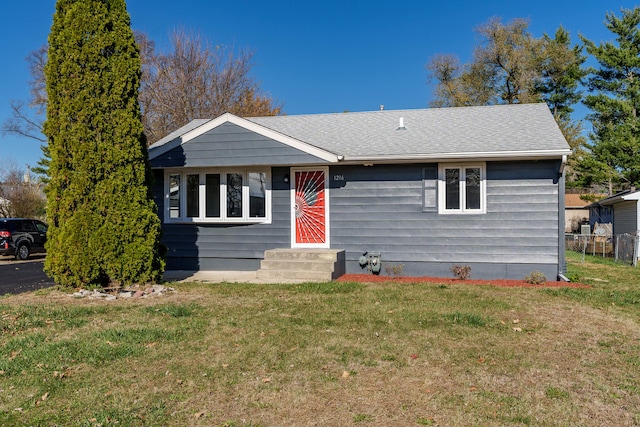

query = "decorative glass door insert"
[[294, 170, 326, 245]]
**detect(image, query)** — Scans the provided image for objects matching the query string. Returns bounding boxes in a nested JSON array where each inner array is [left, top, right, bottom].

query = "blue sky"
[[0, 0, 638, 170]]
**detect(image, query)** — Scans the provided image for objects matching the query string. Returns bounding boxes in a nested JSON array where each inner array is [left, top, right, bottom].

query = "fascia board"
[[343, 149, 572, 163], [147, 120, 213, 159], [621, 192, 640, 201], [598, 196, 623, 206], [597, 191, 640, 206], [149, 113, 339, 163]]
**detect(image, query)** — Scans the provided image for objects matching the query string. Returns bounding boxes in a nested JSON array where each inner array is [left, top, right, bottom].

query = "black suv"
[[0, 218, 48, 260]]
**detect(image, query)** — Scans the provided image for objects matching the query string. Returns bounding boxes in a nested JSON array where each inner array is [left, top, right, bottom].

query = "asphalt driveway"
[[0, 255, 55, 295]]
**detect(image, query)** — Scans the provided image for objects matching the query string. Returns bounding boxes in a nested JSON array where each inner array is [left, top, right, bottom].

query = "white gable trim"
[[599, 190, 640, 206], [148, 113, 340, 163], [622, 191, 640, 201]]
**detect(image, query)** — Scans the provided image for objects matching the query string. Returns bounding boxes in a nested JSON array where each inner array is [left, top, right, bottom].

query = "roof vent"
[[396, 117, 406, 130]]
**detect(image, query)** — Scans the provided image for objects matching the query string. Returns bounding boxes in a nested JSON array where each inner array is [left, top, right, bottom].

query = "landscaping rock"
[[70, 285, 174, 300]]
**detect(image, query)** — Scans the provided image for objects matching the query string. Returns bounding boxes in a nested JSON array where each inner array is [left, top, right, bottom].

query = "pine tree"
[[535, 27, 588, 187], [537, 27, 587, 121], [43, 0, 164, 287], [580, 7, 640, 193]]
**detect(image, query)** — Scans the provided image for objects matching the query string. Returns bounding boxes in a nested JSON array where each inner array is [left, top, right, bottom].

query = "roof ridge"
[[246, 102, 548, 120]]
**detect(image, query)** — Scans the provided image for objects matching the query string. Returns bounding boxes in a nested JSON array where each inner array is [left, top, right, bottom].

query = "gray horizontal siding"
[[613, 201, 639, 235], [329, 161, 561, 275], [388, 262, 559, 282], [151, 122, 327, 168], [154, 160, 562, 280]]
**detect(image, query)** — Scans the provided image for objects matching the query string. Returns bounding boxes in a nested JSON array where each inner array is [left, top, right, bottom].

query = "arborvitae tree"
[[580, 7, 640, 193], [43, 0, 164, 287]]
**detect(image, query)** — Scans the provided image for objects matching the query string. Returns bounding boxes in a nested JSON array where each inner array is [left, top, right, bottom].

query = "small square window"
[[438, 163, 485, 214]]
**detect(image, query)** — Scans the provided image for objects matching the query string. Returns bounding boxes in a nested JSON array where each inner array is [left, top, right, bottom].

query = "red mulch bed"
[[337, 274, 590, 288]]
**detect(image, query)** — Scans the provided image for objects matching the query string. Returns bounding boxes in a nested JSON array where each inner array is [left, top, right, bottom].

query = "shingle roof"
[[246, 103, 569, 159], [565, 194, 590, 208], [150, 119, 210, 148], [149, 103, 570, 162]]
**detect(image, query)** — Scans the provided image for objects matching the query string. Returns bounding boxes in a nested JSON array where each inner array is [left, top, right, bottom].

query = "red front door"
[[293, 169, 328, 247]]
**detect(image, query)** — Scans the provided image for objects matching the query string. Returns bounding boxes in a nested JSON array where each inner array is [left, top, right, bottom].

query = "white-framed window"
[[165, 169, 271, 223], [438, 163, 486, 214]]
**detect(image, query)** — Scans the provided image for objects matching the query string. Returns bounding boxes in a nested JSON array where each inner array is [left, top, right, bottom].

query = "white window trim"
[[164, 169, 272, 224], [438, 162, 486, 214]]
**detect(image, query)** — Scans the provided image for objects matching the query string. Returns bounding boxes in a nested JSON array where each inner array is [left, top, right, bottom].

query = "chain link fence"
[[565, 233, 639, 266]]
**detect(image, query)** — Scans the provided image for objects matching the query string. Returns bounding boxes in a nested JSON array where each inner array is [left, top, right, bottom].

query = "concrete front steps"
[[257, 248, 346, 282]]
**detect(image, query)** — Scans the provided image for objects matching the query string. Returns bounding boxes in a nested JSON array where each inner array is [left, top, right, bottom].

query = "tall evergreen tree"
[[535, 27, 588, 186], [43, 0, 164, 287], [537, 27, 587, 121], [580, 7, 640, 193]]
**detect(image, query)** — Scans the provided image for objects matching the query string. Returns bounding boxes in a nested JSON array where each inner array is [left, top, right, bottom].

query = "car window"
[[36, 221, 47, 232], [22, 221, 36, 232]]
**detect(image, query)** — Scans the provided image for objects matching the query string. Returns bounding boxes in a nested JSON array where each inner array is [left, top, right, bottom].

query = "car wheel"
[[16, 243, 30, 260]]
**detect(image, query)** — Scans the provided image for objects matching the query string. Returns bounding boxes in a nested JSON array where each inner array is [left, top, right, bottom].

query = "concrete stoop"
[[257, 248, 346, 282]]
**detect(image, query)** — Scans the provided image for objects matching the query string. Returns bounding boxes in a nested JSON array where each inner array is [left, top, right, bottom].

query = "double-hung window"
[[438, 163, 485, 214], [166, 169, 271, 223]]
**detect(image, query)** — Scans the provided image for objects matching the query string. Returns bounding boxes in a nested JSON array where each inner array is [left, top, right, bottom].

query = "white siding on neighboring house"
[[613, 201, 639, 236]]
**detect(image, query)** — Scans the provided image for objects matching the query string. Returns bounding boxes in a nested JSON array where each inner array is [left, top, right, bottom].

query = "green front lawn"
[[1, 253, 639, 426]]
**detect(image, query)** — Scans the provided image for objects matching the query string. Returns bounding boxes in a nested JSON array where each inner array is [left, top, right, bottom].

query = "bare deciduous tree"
[[1, 45, 48, 143], [474, 17, 544, 104], [426, 18, 544, 107], [426, 53, 496, 107], [2, 28, 282, 152], [139, 28, 282, 144], [0, 164, 46, 218]]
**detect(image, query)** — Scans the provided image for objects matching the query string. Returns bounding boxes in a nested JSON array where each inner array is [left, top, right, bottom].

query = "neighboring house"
[[589, 190, 640, 237], [564, 194, 590, 233], [148, 103, 571, 280], [0, 196, 8, 216], [588, 202, 613, 233]]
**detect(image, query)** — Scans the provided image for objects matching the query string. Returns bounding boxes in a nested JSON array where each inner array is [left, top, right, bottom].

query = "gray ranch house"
[[148, 103, 571, 281]]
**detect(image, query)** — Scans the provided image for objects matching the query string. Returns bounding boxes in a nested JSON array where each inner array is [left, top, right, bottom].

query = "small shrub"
[[566, 272, 580, 282], [450, 265, 471, 280], [524, 271, 547, 285], [384, 263, 405, 278]]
